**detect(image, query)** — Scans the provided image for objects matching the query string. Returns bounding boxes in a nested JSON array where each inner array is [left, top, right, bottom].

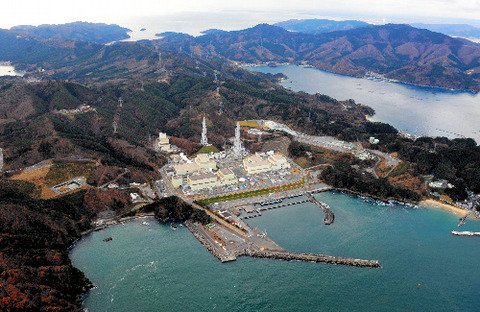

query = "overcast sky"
[[1, 0, 479, 30]]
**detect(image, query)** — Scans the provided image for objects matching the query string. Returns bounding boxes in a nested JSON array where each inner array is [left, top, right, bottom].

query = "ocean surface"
[[119, 12, 301, 40], [246, 65, 480, 142], [71, 192, 480, 311]]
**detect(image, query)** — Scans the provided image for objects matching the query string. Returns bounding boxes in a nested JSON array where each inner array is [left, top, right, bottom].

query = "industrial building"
[[186, 169, 239, 191], [173, 162, 201, 175], [243, 154, 272, 174], [267, 152, 291, 170], [187, 172, 219, 191], [243, 152, 291, 174], [154, 132, 178, 153], [194, 153, 217, 170], [217, 168, 237, 186]]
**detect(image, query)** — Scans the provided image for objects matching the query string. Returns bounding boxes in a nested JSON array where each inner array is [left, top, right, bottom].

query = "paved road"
[[260, 119, 400, 170]]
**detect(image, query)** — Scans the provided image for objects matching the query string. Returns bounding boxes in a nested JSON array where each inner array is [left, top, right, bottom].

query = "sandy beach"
[[421, 199, 470, 217]]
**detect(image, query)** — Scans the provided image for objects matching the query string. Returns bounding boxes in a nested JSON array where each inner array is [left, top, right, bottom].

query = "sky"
[[1, 0, 480, 32]]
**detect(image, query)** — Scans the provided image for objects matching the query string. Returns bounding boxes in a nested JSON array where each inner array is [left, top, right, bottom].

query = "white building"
[[243, 154, 273, 174], [194, 153, 217, 171], [154, 132, 177, 153], [186, 168, 239, 191], [268, 152, 291, 170]]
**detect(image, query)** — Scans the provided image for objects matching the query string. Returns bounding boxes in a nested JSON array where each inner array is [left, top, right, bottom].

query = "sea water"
[[247, 65, 480, 142], [71, 192, 480, 311]]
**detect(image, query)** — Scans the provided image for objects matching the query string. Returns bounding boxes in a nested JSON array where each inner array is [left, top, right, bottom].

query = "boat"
[[103, 237, 113, 242], [142, 221, 150, 226], [170, 223, 178, 230]]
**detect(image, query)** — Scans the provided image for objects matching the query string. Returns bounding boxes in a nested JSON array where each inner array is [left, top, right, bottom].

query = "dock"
[[451, 230, 480, 237], [240, 191, 334, 224]]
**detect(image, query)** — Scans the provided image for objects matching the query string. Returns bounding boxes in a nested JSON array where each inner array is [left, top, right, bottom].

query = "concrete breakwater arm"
[[451, 230, 480, 237], [186, 221, 380, 268], [242, 250, 381, 268], [305, 192, 335, 225]]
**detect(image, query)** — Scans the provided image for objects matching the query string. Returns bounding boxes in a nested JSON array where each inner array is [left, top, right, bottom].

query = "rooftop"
[[188, 172, 217, 181]]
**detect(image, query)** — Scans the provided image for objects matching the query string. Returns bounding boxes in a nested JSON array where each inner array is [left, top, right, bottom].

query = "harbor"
[[185, 220, 380, 268], [178, 185, 385, 268], [71, 190, 480, 312]]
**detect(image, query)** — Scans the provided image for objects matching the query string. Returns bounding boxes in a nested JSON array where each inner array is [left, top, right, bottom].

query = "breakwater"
[[242, 250, 380, 268], [305, 192, 335, 225], [451, 230, 480, 237], [185, 221, 380, 268]]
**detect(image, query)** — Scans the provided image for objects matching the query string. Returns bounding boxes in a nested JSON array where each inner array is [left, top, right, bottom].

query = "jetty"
[[257, 199, 309, 211], [304, 192, 335, 225], [185, 219, 381, 268], [243, 250, 381, 268], [457, 216, 467, 227], [241, 192, 334, 225], [451, 230, 480, 237]]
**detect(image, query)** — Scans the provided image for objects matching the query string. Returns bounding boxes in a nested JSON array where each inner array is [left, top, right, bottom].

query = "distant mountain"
[[412, 23, 480, 40], [275, 19, 371, 34], [10, 22, 130, 44], [158, 23, 480, 91], [0, 28, 100, 67]]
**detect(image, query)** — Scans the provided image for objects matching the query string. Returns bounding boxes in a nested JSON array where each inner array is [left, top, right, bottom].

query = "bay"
[[247, 64, 480, 142], [71, 192, 480, 312]]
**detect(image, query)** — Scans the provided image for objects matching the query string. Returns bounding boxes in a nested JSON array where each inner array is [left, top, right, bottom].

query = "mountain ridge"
[[158, 23, 480, 91], [275, 19, 371, 34]]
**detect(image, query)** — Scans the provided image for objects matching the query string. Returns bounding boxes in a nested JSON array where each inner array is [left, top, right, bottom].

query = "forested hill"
[[9, 22, 131, 44], [0, 48, 372, 172], [1, 21, 479, 91], [157, 23, 480, 91], [274, 19, 370, 34], [0, 29, 101, 69]]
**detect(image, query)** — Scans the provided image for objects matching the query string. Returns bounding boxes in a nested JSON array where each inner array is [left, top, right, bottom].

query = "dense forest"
[[374, 136, 480, 201], [0, 180, 130, 311], [141, 196, 211, 224], [321, 161, 421, 202]]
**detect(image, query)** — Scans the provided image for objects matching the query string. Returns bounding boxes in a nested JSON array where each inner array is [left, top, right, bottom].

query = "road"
[[260, 119, 400, 171]]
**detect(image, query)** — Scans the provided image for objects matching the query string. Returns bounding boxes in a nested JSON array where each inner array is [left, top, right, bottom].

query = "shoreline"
[[421, 199, 470, 217], [79, 212, 156, 236], [243, 62, 479, 94]]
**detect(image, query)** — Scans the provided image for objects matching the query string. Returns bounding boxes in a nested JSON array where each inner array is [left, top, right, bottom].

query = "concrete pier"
[[185, 221, 237, 262]]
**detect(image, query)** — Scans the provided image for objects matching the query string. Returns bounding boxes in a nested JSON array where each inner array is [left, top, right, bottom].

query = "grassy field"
[[198, 178, 305, 205], [195, 145, 220, 155], [239, 120, 261, 128], [44, 162, 96, 186], [10, 160, 96, 199], [388, 162, 410, 177]]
